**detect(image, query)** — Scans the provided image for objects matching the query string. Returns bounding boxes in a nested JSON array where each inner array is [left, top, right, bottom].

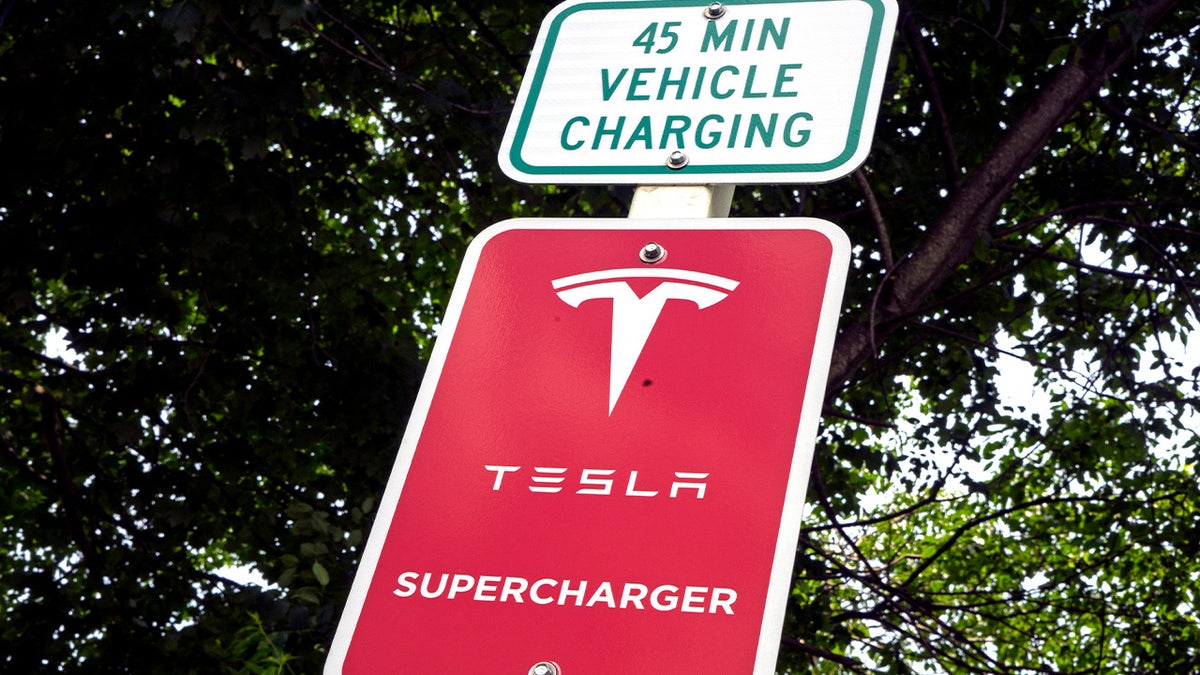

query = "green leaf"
[[312, 562, 330, 587]]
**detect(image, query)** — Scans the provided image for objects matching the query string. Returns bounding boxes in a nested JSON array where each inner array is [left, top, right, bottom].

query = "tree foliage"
[[1, 0, 1198, 672]]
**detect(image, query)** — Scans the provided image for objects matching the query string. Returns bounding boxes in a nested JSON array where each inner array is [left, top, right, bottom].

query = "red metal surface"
[[328, 219, 847, 674]]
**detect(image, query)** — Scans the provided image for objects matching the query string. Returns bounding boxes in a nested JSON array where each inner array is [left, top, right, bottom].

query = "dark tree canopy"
[[1, 0, 1198, 672]]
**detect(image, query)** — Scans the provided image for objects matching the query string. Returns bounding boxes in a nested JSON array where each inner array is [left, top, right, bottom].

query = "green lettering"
[[740, 19, 756, 51], [711, 66, 738, 99], [695, 115, 722, 149], [632, 23, 657, 53], [561, 116, 588, 150], [624, 117, 654, 149], [784, 112, 813, 147], [691, 66, 708, 99], [759, 18, 789, 50], [701, 20, 736, 52], [745, 113, 777, 147], [601, 69, 627, 101], [592, 116, 625, 150], [742, 65, 768, 99], [657, 67, 690, 100], [657, 21, 681, 53], [627, 68, 654, 101], [660, 115, 692, 149], [773, 64, 802, 97]]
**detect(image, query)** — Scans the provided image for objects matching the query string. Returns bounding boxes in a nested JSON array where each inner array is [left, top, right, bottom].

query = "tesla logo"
[[485, 465, 710, 499], [552, 267, 739, 413]]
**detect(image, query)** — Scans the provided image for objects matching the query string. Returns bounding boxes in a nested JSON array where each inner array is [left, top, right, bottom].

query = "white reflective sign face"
[[500, 0, 898, 185]]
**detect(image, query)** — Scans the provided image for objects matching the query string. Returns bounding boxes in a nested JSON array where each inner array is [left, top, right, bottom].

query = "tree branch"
[[897, 494, 1147, 589], [1, 431, 54, 487], [37, 385, 104, 583], [1093, 95, 1200, 154], [459, 5, 526, 75], [854, 168, 895, 270], [0, 334, 90, 377], [779, 634, 862, 668], [826, 0, 1182, 397], [992, 240, 1200, 288], [902, 11, 961, 185]]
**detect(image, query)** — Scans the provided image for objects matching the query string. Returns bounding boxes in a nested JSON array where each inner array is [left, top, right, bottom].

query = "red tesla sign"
[[326, 219, 849, 674]]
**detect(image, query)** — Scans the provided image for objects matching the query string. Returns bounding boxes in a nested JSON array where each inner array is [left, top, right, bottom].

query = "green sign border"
[[506, 0, 893, 179]]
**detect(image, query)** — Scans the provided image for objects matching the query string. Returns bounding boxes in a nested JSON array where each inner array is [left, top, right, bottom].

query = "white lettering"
[[474, 575, 501, 601], [530, 466, 568, 493], [650, 585, 679, 611], [577, 468, 615, 495], [393, 571, 419, 598], [530, 578, 557, 605], [486, 466, 711, 500], [671, 472, 710, 499], [447, 573, 475, 599], [484, 465, 520, 490], [500, 576, 528, 603], [625, 470, 658, 497], [586, 581, 617, 608], [710, 587, 737, 615], [420, 572, 448, 598], [681, 586, 708, 613], [559, 579, 588, 606], [392, 571, 737, 615], [620, 582, 648, 610]]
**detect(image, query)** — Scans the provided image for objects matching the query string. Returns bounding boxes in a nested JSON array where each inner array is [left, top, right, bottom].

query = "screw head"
[[639, 241, 666, 264], [704, 2, 726, 19], [529, 662, 560, 675], [666, 150, 689, 170]]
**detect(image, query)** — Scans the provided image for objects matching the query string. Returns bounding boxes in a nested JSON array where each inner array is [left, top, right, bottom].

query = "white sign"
[[500, 0, 898, 185]]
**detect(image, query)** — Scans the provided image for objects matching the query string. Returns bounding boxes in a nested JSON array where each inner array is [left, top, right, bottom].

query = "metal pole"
[[627, 185, 734, 219]]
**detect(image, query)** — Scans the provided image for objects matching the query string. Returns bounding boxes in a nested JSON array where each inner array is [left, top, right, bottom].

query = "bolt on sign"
[[499, 0, 898, 184], [325, 219, 850, 674]]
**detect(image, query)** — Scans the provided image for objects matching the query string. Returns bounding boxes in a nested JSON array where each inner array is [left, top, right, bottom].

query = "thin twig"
[[854, 168, 895, 271]]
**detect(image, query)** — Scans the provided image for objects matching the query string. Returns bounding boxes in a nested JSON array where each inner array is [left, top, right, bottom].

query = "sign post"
[[326, 219, 850, 673], [329, 0, 898, 672]]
